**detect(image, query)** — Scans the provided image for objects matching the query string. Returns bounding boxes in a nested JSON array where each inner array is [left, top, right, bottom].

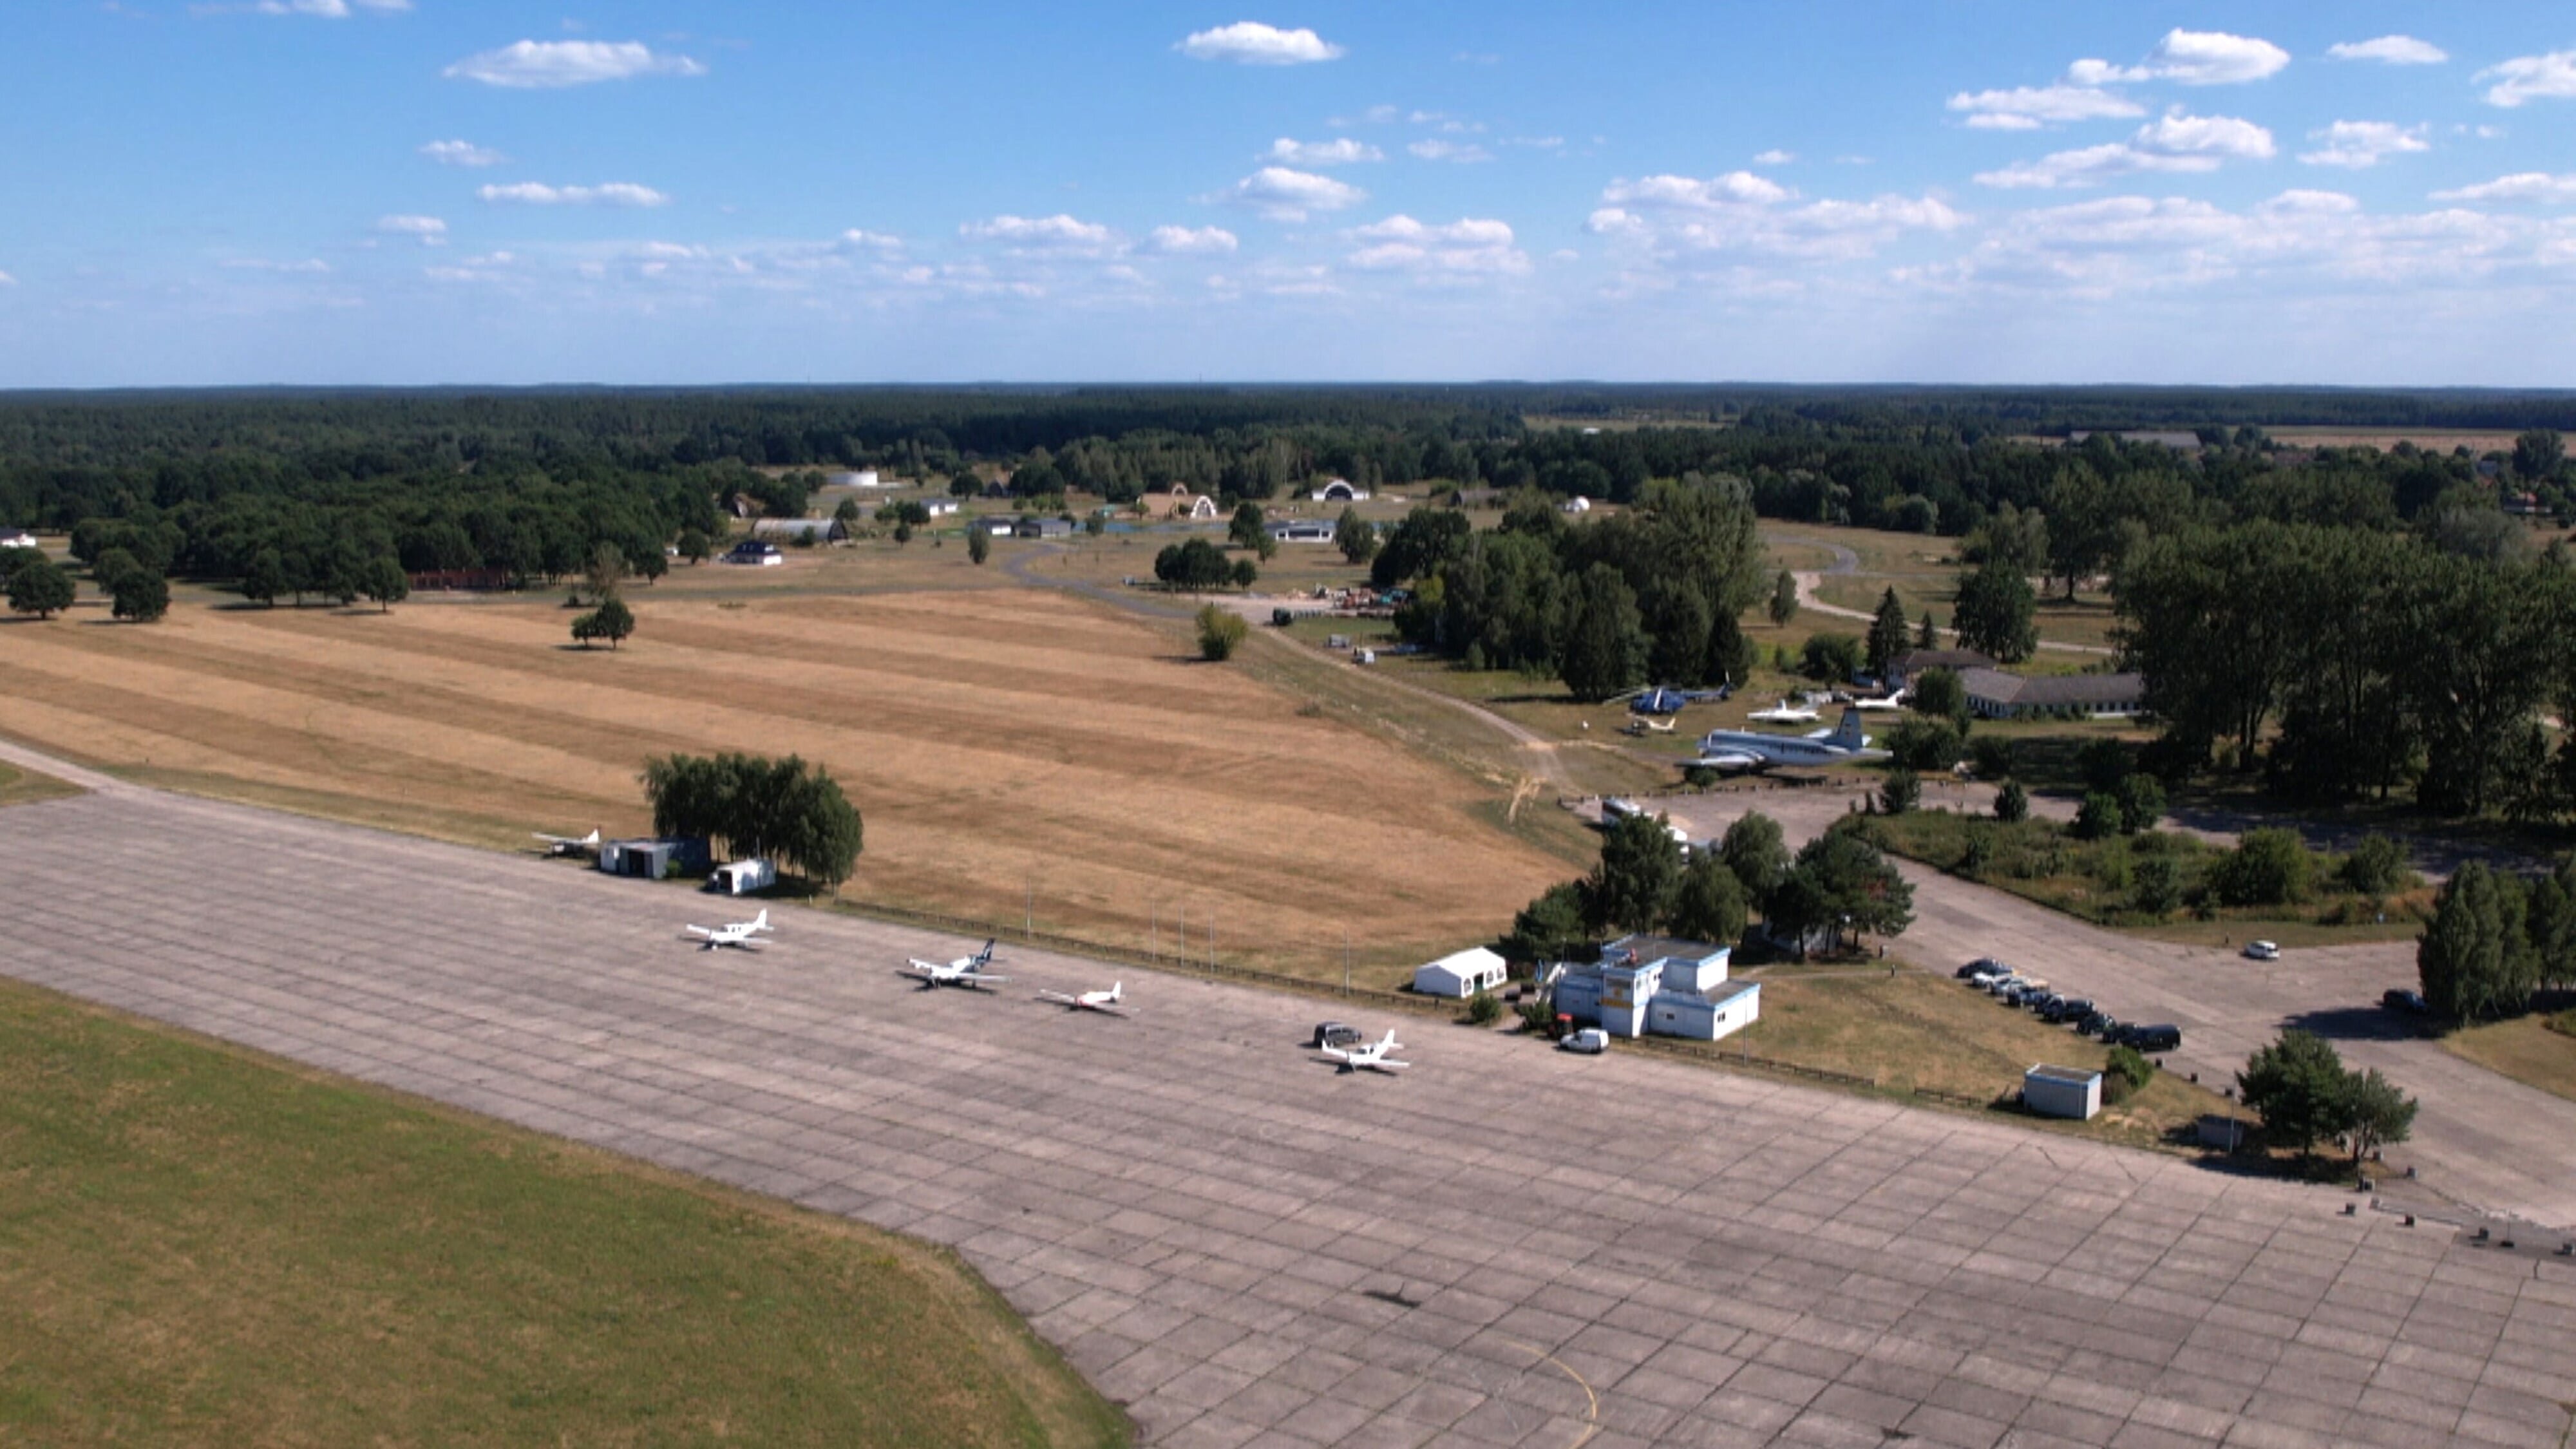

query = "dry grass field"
[[0, 591, 1564, 978], [0, 761, 82, 809]]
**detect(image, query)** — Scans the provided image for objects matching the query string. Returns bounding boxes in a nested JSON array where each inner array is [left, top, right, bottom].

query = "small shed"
[[0, 529, 39, 551], [1015, 517, 1075, 540], [1561, 497, 1592, 515], [1413, 946, 1508, 998], [2023, 1064, 2103, 1121], [709, 859, 777, 896], [828, 469, 882, 488], [598, 837, 710, 880]]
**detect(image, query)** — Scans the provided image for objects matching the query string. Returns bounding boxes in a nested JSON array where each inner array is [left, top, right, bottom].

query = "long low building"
[[1551, 934, 1759, 1043], [1960, 666, 2145, 720]]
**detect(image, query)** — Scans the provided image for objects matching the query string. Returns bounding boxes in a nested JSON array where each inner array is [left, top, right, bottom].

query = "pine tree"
[[1867, 587, 1910, 677], [2418, 862, 2537, 1021], [1766, 569, 1799, 627]]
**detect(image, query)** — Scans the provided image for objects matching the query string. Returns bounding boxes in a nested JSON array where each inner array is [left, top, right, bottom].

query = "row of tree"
[[2417, 858, 2576, 1022], [638, 753, 864, 887]]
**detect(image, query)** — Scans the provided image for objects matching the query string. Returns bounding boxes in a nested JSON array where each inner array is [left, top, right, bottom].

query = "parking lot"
[[4, 775, 2575, 1446], [1639, 787, 2576, 1231]]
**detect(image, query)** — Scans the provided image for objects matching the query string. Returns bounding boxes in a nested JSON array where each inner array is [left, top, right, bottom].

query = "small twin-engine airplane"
[[1034, 982, 1132, 1016], [683, 909, 773, 951], [903, 940, 1005, 988], [1320, 1028, 1409, 1073], [1744, 699, 1821, 724], [533, 827, 601, 856]]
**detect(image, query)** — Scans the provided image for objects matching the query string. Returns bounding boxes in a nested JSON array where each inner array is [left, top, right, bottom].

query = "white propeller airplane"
[[1850, 692, 1908, 712], [1692, 707, 1891, 775], [1034, 982, 1132, 1016], [533, 827, 601, 857], [903, 940, 1005, 988], [683, 908, 773, 951], [1745, 699, 1820, 724], [1320, 1028, 1409, 1074]]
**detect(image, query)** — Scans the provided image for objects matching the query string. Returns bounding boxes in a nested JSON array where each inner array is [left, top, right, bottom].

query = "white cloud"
[[1176, 22, 1342, 65], [374, 214, 448, 245], [2327, 35, 2447, 66], [960, 214, 1123, 256], [444, 40, 705, 89], [2432, 173, 2576, 205], [1265, 137, 1381, 166], [0, 270, 15, 286], [223, 257, 333, 272], [1947, 84, 2144, 130], [211, 0, 408, 15], [1752, 150, 1795, 166], [419, 139, 504, 167], [1345, 215, 1529, 278], [1408, 138, 1494, 163], [2298, 121, 2430, 170], [838, 229, 904, 251], [478, 182, 670, 207], [1976, 111, 2274, 189], [1601, 172, 1790, 209], [2067, 29, 2289, 87], [2478, 50, 2576, 108], [1146, 225, 1239, 255], [1589, 174, 1964, 261], [1213, 167, 1365, 221]]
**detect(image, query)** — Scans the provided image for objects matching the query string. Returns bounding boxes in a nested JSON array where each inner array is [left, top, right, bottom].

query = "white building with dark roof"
[[1550, 935, 1758, 1042]]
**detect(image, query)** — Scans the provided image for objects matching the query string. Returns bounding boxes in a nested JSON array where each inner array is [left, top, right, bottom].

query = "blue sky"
[[5, 1, 2575, 386]]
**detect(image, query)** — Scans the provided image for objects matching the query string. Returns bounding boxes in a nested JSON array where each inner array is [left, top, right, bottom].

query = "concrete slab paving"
[[3, 784, 2573, 1446]]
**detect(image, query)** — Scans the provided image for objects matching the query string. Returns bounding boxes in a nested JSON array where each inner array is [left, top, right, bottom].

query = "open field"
[[0, 974, 1124, 1448], [0, 760, 80, 808], [0, 590, 1564, 979], [2265, 427, 2526, 455], [1728, 969, 2234, 1150], [2443, 1008, 2576, 1106]]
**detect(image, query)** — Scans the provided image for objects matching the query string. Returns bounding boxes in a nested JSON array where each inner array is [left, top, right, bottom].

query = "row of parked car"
[[1956, 958, 2184, 1054]]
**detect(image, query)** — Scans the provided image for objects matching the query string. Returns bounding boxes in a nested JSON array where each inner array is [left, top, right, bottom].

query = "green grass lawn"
[[0, 761, 82, 808], [2441, 1007, 2576, 1105], [0, 978, 1128, 1449]]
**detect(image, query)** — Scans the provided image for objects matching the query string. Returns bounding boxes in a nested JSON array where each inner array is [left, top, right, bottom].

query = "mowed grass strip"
[[0, 591, 1562, 969], [0, 976, 1128, 1449], [2441, 1010, 2576, 1106], [0, 761, 82, 808]]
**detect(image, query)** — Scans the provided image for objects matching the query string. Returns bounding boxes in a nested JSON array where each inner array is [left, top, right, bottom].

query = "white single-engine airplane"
[[1320, 1028, 1409, 1073], [903, 940, 1005, 988], [683, 908, 773, 951], [1034, 982, 1132, 1016], [533, 826, 601, 857], [1692, 707, 1891, 775], [1745, 699, 1820, 724]]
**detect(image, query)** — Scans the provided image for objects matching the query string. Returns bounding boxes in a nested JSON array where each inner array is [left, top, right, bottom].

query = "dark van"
[[2124, 1024, 2183, 1053]]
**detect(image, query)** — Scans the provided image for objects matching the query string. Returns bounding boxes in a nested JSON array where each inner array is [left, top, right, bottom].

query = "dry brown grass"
[[2442, 1010, 2576, 1105], [0, 592, 1561, 977]]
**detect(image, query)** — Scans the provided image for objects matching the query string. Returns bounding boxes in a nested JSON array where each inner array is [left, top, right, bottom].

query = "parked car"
[[2045, 997, 2095, 1025], [1958, 958, 2010, 980], [2025, 992, 2065, 1015], [2381, 989, 2428, 1014], [2117, 1023, 2184, 1053], [1311, 1021, 1362, 1050], [2242, 940, 2281, 961], [2078, 1010, 2118, 1037], [1559, 1027, 1610, 1054]]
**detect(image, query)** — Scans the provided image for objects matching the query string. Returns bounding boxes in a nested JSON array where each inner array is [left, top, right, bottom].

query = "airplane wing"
[[1376, 1059, 1410, 1071], [684, 925, 715, 938], [1034, 990, 1077, 1007], [1692, 752, 1763, 772], [963, 974, 1008, 988]]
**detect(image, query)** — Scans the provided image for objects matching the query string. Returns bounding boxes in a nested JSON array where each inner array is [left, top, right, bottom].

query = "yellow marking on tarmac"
[[1496, 1334, 1600, 1448]]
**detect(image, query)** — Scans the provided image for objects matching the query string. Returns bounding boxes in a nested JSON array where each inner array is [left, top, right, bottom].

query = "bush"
[[2129, 855, 2184, 916], [2338, 833, 2413, 896], [1886, 717, 1962, 773], [2103, 1045, 2155, 1105], [2089, 842, 2132, 893], [1879, 768, 1920, 815], [1515, 991, 1557, 1034], [1799, 632, 1863, 682], [1464, 989, 1503, 1026], [1967, 735, 2013, 780], [2210, 828, 2315, 907], [2115, 773, 2164, 834], [2072, 792, 2123, 841], [1993, 780, 2029, 823], [1909, 667, 1969, 728], [1195, 604, 1249, 661], [2078, 737, 2133, 795]]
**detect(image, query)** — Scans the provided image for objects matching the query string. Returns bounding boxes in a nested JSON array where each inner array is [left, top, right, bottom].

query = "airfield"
[[5, 768, 2572, 1448]]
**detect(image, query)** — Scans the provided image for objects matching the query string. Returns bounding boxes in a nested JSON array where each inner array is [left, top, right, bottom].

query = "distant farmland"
[[0, 589, 1562, 974]]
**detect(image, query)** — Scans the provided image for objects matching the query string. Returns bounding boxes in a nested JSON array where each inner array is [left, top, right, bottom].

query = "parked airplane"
[[1745, 700, 1820, 724], [683, 908, 773, 950], [1693, 708, 1889, 774], [902, 940, 1005, 987], [1035, 982, 1132, 1016], [533, 827, 601, 857], [1320, 1028, 1409, 1074], [1850, 692, 1908, 712]]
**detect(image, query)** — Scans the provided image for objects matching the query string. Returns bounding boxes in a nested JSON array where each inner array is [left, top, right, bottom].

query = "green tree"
[[1951, 560, 2038, 664], [2072, 792, 2123, 841], [584, 541, 630, 605], [2338, 834, 2412, 898], [91, 546, 142, 594], [2115, 773, 2165, 834], [1503, 881, 1589, 965], [1666, 853, 1748, 945], [578, 597, 636, 650], [2129, 854, 2183, 916], [1909, 667, 1969, 729], [1917, 611, 1938, 649], [967, 528, 991, 566], [2512, 428, 2564, 482], [111, 569, 169, 622], [1790, 826, 1915, 951], [1886, 717, 1962, 773], [1195, 603, 1249, 661], [1718, 811, 1791, 910], [639, 752, 863, 887], [2528, 856, 2576, 990], [1766, 569, 1799, 627], [1558, 563, 1647, 703], [1994, 780, 2029, 823], [1333, 507, 1378, 565], [2343, 1068, 2418, 1166], [1969, 735, 2013, 781], [1799, 632, 1863, 683], [677, 527, 712, 564], [2209, 828, 2316, 906], [242, 547, 287, 607], [1878, 768, 1920, 815], [2103, 1044, 2154, 1104], [1228, 502, 1275, 560], [1229, 557, 1258, 590], [7, 556, 74, 619], [2237, 1029, 2351, 1157], [360, 555, 409, 612], [1584, 812, 1684, 934], [2418, 861, 2537, 1021], [1866, 586, 1911, 678]]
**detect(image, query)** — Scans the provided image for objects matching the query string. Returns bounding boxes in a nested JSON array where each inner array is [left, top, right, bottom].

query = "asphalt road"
[[6, 770, 2575, 1446], [1640, 786, 2576, 1231]]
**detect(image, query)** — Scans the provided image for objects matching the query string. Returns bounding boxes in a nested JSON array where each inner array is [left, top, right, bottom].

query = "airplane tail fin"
[[976, 939, 995, 964], [753, 909, 770, 931], [1108, 983, 1122, 1002], [1830, 707, 1868, 751]]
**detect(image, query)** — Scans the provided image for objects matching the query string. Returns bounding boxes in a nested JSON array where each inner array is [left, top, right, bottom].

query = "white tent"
[[1413, 946, 1508, 998]]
